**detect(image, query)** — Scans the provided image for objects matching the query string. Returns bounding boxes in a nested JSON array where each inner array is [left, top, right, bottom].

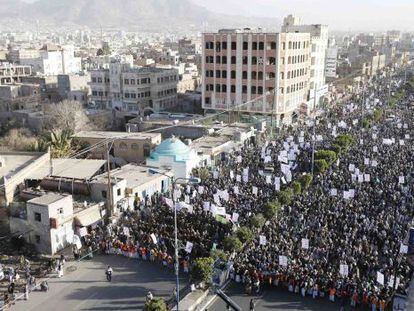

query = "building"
[[57, 73, 91, 104], [89, 60, 178, 112], [73, 131, 162, 164], [282, 15, 329, 107], [8, 48, 40, 64], [146, 137, 199, 180], [325, 46, 338, 79], [0, 63, 32, 85], [202, 28, 311, 124]]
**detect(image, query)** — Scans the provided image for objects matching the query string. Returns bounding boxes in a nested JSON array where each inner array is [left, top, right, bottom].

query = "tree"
[[223, 236, 243, 253], [42, 129, 75, 158], [262, 201, 281, 220], [0, 128, 37, 151], [250, 213, 266, 229], [278, 188, 293, 205], [298, 174, 313, 190], [315, 159, 329, 173], [292, 181, 302, 195], [45, 100, 90, 132], [334, 134, 354, 151], [210, 249, 228, 262], [315, 150, 337, 166], [190, 257, 214, 285], [144, 298, 167, 311], [236, 226, 253, 243], [373, 109, 384, 122]]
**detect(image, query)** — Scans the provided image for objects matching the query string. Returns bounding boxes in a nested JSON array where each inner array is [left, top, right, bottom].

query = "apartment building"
[[202, 28, 311, 124], [282, 15, 329, 105], [0, 63, 32, 85], [89, 60, 178, 113]]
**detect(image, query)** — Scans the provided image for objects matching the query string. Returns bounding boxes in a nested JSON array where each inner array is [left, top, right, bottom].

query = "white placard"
[[340, 264, 349, 277], [364, 174, 371, 182], [203, 201, 210, 212], [364, 158, 370, 165], [266, 175, 272, 184], [399, 176, 405, 184], [198, 186, 204, 194], [252, 186, 258, 195], [236, 155, 242, 163], [377, 271, 384, 286], [236, 174, 241, 182], [213, 171, 219, 179], [73, 235, 82, 249], [233, 186, 239, 194], [371, 160, 378, 167], [232, 212, 239, 223], [229, 171, 234, 179], [373, 146, 378, 153], [348, 164, 355, 172], [400, 243, 408, 254], [243, 174, 249, 183], [400, 140, 405, 146], [279, 255, 288, 267], [150, 233, 158, 244], [301, 238, 309, 249], [185, 242, 193, 253], [259, 235, 267, 245], [405, 134, 410, 139], [123, 227, 130, 237], [79, 227, 88, 237], [330, 188, 337, 196], [388, 276, 400, 289]]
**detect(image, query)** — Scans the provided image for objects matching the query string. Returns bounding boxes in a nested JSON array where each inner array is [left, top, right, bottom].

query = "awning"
[[75, 206, 102, 227]]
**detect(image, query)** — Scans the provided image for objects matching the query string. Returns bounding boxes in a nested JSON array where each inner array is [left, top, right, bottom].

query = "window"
[[124, 79, 129, 85], [205, 97, 211, 104], [131, 79, 136, 85], [271, 42, 277, 49], [231, 85, 236, 93], [231, 42, 237, 50], [222, 70, 227, 78], [258, 86, 263, 94], [102, 190, 107, 198], [242, 85, 247, 94], [288, 56, 291, 64], [119, 142, 128, 150], [92, 77, 97, 83], [35, 235, 40, 244], [242, 56, 248, 65], [251, 86, 257, 94], [231, 71, 236, 79], [215, 42, 221, 52], [215, 84, 221, 92], [222, 42, 227, 50], [57, 208, 63, 215], [143, 144, 151, 157], [221, 84, 227, 92], [252, 42, 258, 50], [242, 71, 248, 79], [259, 42, 264, 50], [205, 42, 214, 49], [231, 56, 236, 64], [222, 56, 227, 64], [117, 188, 121, 196], [252, 57, 257, 65], [251, 71, 257, 79], [288, 41, 292, 49], [258, 72, 263, 79], [216, 56, 221, 64], [243, 41, 248, 50], [215, 70, 221, 78], [34, 212, 41, 222], [97, 77, 102, 83]]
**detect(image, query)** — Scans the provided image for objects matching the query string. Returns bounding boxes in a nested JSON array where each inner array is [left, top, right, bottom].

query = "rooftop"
[[74, 131, 160, 140], [28, 193, 69, 206], [0, 151, 47, 180]]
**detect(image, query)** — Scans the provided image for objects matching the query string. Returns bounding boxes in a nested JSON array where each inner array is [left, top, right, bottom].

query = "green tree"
[[223, 236, 243, 253], [236, 226, 253, 243], [190, 257, 214, 285], [292, 181, 302, 195], [334, 134, 354, 151], [250, 213, 266, 229], [373, 109, 383, 122], [298, 174, 313, 190], [262, 201, 281, 220], [42, 129, 75, 158], [144, 298, 167, 311], [210, 249, 228, 262], [315, 150, 337, 165], [315, 159, 329, 173], [278, 188, 293, 205]]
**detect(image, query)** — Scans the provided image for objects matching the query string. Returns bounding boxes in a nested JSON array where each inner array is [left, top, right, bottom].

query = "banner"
[[185, 242, 193, 253], [301, 238, 309, 249], [259, 235, 267, 245]]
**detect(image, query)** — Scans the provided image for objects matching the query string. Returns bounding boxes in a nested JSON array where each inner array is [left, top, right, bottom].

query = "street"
[[11, 255, 187, 311], [208, 283, 349, 311]]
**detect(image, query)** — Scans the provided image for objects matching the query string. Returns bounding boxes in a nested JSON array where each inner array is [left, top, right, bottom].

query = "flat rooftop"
[[74, 131, 160, 140], [93, 164, 171, 188], [28, 192, 69, 206], [0, 151, 47, 180]]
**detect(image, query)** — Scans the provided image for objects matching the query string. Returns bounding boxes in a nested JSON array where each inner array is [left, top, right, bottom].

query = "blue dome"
[[149, 138, 191, 161]]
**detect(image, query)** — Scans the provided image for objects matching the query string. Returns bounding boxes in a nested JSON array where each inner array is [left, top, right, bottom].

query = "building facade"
[[202, 28, 311, 124], [89, 61, 178, 113], [0, 63, 32, 85]]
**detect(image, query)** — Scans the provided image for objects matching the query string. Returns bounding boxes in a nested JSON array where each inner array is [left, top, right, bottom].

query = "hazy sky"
[[193, 0, 413, 31]]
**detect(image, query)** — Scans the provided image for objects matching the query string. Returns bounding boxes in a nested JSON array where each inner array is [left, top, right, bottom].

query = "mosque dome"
[[150, 137, 191, 161]]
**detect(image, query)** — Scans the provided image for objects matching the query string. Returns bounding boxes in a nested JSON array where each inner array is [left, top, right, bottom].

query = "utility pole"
[[106, 142, 113, 220]]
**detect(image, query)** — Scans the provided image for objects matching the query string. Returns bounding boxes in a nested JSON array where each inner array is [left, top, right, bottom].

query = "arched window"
[[119, 142, 128, 150]]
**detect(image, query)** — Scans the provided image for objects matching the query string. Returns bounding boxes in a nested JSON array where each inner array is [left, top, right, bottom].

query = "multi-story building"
[[57, 73, 91, 104], [0, 63, 32, 85], [89, 60, 178, 113], [282, 15, 329, 106], [202, 28, 311, 124]]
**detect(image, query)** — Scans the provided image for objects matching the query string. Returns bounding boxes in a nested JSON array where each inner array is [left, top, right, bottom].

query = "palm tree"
[[42, 129, 74, 158]]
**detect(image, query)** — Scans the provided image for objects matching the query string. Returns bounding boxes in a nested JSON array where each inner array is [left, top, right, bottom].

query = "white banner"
[[301, 238, 309, 249], [259, 235, 267, 245], [340, 264, 349, 277], [279, 255, 288, 267], [150, 233, 158, 244], [377, 271, 385, 286]]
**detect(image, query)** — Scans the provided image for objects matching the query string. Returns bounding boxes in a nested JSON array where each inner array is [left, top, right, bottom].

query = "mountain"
[[0, 0, 278, 31]]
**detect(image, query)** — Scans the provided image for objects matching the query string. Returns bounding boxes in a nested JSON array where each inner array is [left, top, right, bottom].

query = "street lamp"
[[149, 169, 200, 311]]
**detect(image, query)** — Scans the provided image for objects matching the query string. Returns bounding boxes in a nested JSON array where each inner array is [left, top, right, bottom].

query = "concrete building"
[[146, 137, 199, 180], [57, 73, 91, 104], [8, 48, 40, 64], [0, 63, 32, 85], [89, 60, 178, 113], [202, 28, 311, 124], [73, 131, 162, 164], [325, 46, 338, 79], [282, 15, 329, 107]]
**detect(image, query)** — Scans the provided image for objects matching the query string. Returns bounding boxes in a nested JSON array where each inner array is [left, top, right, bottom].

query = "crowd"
[[91, 70, 413, 309]]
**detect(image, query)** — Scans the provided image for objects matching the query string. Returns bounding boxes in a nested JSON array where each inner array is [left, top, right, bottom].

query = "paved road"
[[12, 255, 187, 311], [208, 283, 351, 311]]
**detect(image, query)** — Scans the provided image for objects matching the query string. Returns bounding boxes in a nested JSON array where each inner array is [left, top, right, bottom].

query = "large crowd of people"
[[94, 69, 414, 309]]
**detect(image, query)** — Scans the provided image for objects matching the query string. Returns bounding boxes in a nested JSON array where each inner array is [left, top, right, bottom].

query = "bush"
[[315, 159, 329, 173], [292, 181, 302, 195], [223, 236, 243, 253], [210, 249, 228, 262], [250, 213, 266, 229], [236, 226, 254, 243], [334, 134, 354, 151], [278, 188, 293, 205], [373, 109, 383, 122], [330, 143, 342, 155], [262, 201, 281, 219], [362, 119, 370, 128], [315, 149, 337, 165], [191, 257, 214, 285], [144, 298, 167, 311], [299, 174, 313, 190]]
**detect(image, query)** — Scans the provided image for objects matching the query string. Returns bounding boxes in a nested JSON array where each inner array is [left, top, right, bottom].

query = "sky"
[[192, 0, 414, 31]]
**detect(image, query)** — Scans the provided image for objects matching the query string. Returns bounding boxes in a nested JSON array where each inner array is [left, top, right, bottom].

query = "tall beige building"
[[202, 28, 311, 124]]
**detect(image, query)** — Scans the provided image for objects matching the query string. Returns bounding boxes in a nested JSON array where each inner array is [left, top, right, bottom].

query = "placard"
[[301, 238, 309, 249]]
